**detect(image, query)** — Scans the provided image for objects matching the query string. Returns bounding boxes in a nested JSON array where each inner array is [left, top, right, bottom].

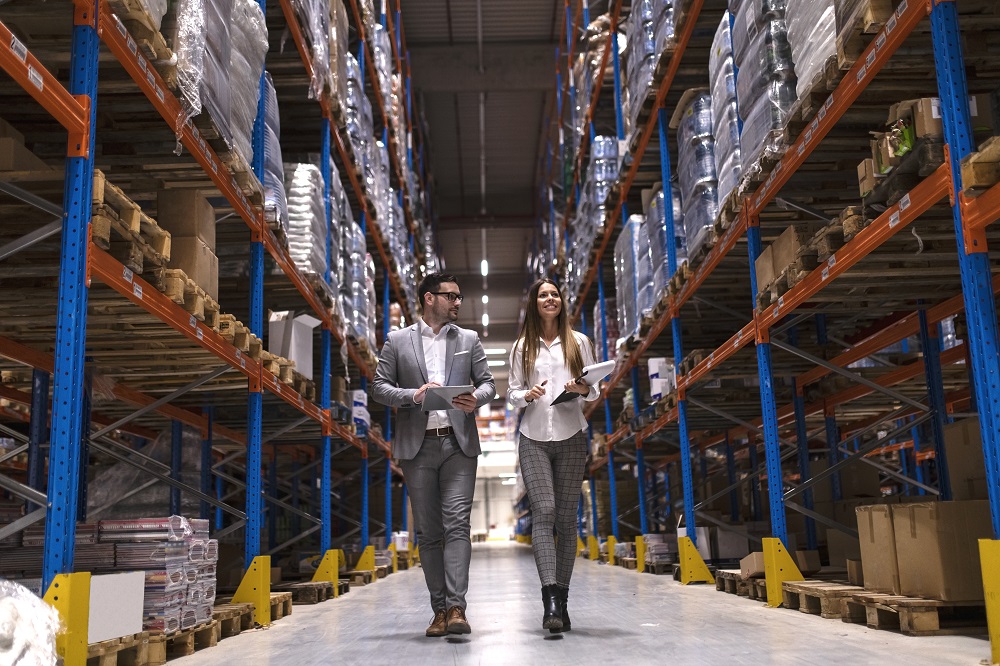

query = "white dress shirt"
[[507, 330, 600, 441], [419, 318, 450, 429]]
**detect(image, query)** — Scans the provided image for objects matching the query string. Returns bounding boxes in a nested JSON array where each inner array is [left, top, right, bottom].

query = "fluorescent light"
[[482, 294, 489, 304], [501, 478, 517, 485], [498, 472, 517, 478], [487, 359, 505, 367], [482, 313, 489, 327], [484, 348, 507, 355], [481, 259, 489, 276]]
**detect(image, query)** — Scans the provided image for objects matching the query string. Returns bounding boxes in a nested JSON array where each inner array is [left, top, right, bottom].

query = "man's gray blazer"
[[371, 322, 495, 460]]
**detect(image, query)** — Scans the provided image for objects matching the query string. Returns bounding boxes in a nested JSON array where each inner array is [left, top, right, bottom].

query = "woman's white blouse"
[[507, 330, 601, 441]]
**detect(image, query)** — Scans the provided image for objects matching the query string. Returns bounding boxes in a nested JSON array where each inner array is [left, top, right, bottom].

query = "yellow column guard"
[[233, 555, 271, 626], [763, 537, 803, 608], [44, 572, 90, 666]]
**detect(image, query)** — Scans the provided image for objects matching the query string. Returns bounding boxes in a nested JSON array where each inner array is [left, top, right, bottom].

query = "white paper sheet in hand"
[[549, 360, 617, 406]]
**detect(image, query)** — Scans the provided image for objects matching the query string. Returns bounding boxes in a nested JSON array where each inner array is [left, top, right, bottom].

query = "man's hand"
[[413, 382, 441, 404], [451, 393, 477, 413]]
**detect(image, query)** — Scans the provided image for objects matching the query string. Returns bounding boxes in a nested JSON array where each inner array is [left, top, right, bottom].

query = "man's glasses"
[[431, 292, 464, 303]]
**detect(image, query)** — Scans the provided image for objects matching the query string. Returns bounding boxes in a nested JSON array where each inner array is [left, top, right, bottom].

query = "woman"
[[508, 278, 600, 632]]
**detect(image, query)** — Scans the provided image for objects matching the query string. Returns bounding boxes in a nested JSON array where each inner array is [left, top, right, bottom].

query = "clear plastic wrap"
[[0, 579, 61, 665], [144, 606, 181, 635], [199, 0, 233, 146], [116, 541, 189, 568], [292, 0, 332, 100], [786, 0, 836, 99], [172, 0, 208, 118], [180, 607, 197, 630], [678, 136, 717, 196], [145, 566, 187, 591], [99, 516, 191, 542], [677, 92, 715, 145], [646, 183, 685, 296], [329, 0, 350, 107], [614, 215, 654, 338], [683, 184, 720, 259], [731, 0, 788, 65], [137, 0, 169, 30], [284, 163, 329, 277], [734, 19, 796, 109], [228, 0, 268, 162], [738, 88, 795, 175]]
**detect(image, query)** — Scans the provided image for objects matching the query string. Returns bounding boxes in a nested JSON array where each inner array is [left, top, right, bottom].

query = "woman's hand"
[[524, 381, 548, 403], [564, 378, 589, 395]]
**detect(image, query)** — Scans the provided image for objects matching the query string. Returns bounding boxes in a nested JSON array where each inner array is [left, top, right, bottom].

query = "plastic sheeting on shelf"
[[786, 0, 836, 99], [284, 163, 329, 279], [614, 215, 655, 339], [710, 12, 743, 205]]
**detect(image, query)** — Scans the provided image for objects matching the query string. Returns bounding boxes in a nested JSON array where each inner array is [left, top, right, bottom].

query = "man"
[[371, 272, 495, 637]]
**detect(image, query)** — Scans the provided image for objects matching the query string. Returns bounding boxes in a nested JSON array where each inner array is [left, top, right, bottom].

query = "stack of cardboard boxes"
[[0, 117, 50, 171], [157, 189, 219, 301]]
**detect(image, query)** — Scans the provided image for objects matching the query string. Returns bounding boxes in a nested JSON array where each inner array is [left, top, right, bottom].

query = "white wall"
[[471, 477, 518, 537]]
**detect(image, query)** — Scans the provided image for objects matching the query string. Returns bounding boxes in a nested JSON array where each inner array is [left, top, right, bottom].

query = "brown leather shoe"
[[446, 606, 471, 634], [426, 610, 448, 637]]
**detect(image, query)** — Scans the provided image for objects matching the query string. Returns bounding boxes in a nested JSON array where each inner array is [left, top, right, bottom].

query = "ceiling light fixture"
[[480, 259, 489, 277], [482, 294, 488, 304], [482, 313, 489, 327], [484, 348, 507, 355], [487, 359, 505, 367]]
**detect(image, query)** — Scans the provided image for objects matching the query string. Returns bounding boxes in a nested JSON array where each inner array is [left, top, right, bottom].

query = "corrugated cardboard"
[[891, 94, 996, 141], [0, 137, 49, 171], [740, 552, 765, 579], [811, 459, 881, 504], [794, 550, 821, 576], [847, 559, 864, 587], [0, 116, 24, 143], [857, 158, 880, 197], [157, 189, 216, 251], [892, 500, 992, 601], [754, 242, 774, 293], [771, 224, 819, 272], [856, 504, 900, 594], [944, 417, 988, 501], [827, 528, 862, 568], [169, 236, 218, 301]]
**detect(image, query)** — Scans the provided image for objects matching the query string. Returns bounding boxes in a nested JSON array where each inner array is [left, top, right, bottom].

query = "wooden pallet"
[[147, 621, 217, 665], [784, 56, 843, 138], [836, 0, 895, 70], [781, 580, 865, 619], [92, 169, 172, 275], [866, 140, 947, 209], [647, 561, 673, 576], [161, 269, 220, 329], [749, 577, 769, 601], [841, 592, 989, 636], [107, 0, 173, 65], [620, 557, 638, 570], [961, 135, 1000, 197], [87, 631, 149, 666], [275, 580, 334, 605], [270, 591, 294, 621], [212, 601, 255, 639], [715, 569, 750, 597]]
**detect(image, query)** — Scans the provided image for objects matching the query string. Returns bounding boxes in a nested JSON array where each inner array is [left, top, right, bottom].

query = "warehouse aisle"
[[177, 543, 987, 665]]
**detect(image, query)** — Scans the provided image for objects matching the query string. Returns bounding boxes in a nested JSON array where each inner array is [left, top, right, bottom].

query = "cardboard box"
[[873, 133, 902, 174], [857, 158, 880, 197], [771, 224, 818, 272], [157, 188, 216, 251], [331, 376, 347, 405], [647, 357, 671, 380], [794, 550, 822, 576], [269, 311, 322, 380], [740, 552, 765, 579], [0, 137, 49, 171], [891, 94, 997, 142], [856, 504, 900, 594], [892, 500, 992, 601], [0, 116, 24, 143], [169, 236, 218, 301], [847, 559, 864, 587], [827, 529, 861, 568], [649, 378, 671, 401], [271, 566, 282, 584], [944, 417, 989, 501], [811, 460, 881, 504], [754, 242, 774, 293]]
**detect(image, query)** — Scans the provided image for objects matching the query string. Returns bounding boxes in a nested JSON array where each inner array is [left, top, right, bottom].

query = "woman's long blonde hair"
[[515, 278, 586, 382]]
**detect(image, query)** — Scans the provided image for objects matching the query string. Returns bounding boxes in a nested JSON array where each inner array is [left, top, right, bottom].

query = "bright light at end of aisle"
[[485, 348, 507, 355], [498, 472, 517, 478], [501, 478, 517, 485], [487, 360, 505, 367], [482, 294, 488, 304], [480, 259, 489, 276], [482, 313, 489, 327]]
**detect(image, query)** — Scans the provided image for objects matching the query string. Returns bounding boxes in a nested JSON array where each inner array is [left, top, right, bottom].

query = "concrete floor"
[[177, 542, 991, 665]]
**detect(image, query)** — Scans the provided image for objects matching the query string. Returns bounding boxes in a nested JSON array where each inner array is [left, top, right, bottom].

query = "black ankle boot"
[[541, 585, 563, 631], [551, 585, 570, 633]]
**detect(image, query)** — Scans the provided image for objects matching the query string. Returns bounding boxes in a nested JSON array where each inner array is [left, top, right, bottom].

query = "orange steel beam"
[[572, 0, 706, 320], [757, 164, 951, 329], [745, 0, 929, 217], [798, 274, 1000, 387], [681, 321, 757, 390], [962, 182, 1000, 236], [0, 336, 54, 373], [676, 215, 749, 313], [278, 0, 332, 118], [0, 19, 89, 155]]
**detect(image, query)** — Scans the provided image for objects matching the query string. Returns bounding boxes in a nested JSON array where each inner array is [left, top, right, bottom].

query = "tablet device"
[[421, 385, 475, 411]]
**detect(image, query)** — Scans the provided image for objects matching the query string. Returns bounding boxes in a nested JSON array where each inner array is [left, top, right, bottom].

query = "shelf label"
[[26, 66, 42, 91], [887, 14, 897, 35], [189, 315, 197, 328], [797, 143, 806, 156], [138, 56, 146, 72], [132, 281, 142, 299], [876, 33, 887, 53], [122, 267, 134, 283], [115, 17, 127, 38], [196, 328, 204, 341], [899, 193, 911, 211], [889, 211, 901, 228], [10, 35, 27, 63], [866, 50, 876, 70], [773, 305, 780, 318], [897, 0, 908, 17], [817, 104, 827, 122], [146, 69, 155, 88], [127, 35, 137, 56], [778, 296, 785, 308], [821, 266, 830, 281], [155, 86, 164, 103], [856, 64, 867, 84], [828, 255, 837, 268]]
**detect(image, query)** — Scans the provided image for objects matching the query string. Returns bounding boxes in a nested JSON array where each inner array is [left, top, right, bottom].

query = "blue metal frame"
[[27, 369, 49, 513], [77, 370, 92, 523], [747, 224, 788, 545], [170, 420, 182, 515], [792, 383, 817, 550], [918, 308, 951, 500], [611, 30, 624, 141], [291, 459, 302, 536], [725, 435, 739, 523], [200, 407, 213, 520], [748, 442, 762, 521], [824, 413, 843, 501], [636, 444, 649, 534], [42, 3, 99, 589], [931, 1, 1000, 536], [596, 262, 619, 539], [268, 449, 278, 548], [321, 330, 332, 552], [401, 484, 408, 532], [361, 455, 370, 547]]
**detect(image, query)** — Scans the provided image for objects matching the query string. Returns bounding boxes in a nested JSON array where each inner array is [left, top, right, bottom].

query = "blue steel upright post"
[[792, 381, 816, 550], [596, 263, 619, 540], [931, 0, 1000, 537], [658, 108, 699, 547], [245, 0, 268, 565], [321, 117, 334, 553], [383, 270, 393, 541], [918, 308, 951, 499], [42, 0, 99, 588], [27, 370, 49, 513], [171, 421, 183, 516], [201, 407, 213, 520]]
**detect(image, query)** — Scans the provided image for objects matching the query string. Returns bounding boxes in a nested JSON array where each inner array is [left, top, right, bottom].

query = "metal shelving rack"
[[543, 0, 1000, 651], [0, 0, 427, 624]]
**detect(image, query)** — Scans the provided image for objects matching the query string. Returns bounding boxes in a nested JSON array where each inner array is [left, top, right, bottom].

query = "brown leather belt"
[[425, 426, 454, 437]]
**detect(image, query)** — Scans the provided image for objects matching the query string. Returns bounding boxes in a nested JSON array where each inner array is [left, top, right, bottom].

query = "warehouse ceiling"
[[401, 0, 562, 397]]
